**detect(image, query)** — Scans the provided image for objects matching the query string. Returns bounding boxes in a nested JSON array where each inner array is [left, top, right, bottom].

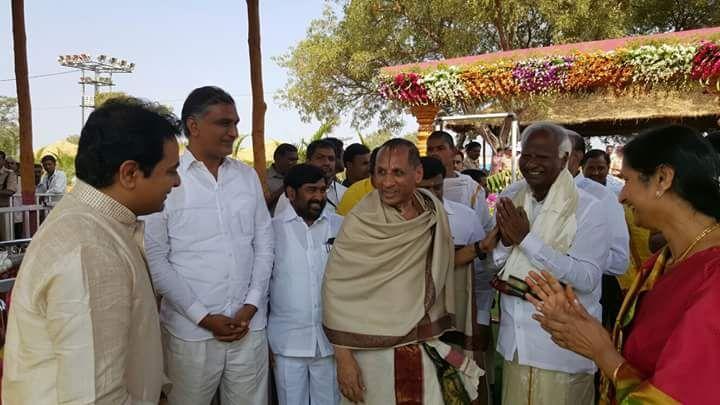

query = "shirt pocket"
[[230, 197, 256, 236], [168, 205, 221, 244]]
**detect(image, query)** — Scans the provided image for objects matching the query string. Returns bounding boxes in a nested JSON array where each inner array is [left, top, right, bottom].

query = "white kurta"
[[494, 181, 609, 374]]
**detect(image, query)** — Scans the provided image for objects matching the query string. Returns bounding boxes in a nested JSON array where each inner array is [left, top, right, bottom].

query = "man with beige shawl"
[[491, 123, 609, 405], [323, 139, 483, 404]]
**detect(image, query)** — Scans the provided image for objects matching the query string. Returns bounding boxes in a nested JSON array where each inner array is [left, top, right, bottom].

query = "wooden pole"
[[246, 0, 268, 194], [11, 0, 37, 233]]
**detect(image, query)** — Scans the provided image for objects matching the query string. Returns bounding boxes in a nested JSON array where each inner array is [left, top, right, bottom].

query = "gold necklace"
[[671, 222, 720, 265]]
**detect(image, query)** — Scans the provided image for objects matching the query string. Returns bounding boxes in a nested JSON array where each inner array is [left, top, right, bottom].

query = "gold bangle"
[[611, 361, 625, 384]]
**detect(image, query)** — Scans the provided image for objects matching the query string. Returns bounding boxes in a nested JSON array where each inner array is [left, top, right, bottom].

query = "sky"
[[0, 0, 393, 150]]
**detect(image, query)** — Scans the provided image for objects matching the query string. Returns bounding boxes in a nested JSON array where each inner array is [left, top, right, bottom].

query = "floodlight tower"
[[57, 53, 135, 128]]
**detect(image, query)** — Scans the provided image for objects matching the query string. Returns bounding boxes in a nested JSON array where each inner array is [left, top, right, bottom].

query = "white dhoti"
[[342, 344, 443, 405], [341, 340, 482, 405], [162, 329, 269, 405], [501, 353, 594, 405], [274, 354, 339, 405]]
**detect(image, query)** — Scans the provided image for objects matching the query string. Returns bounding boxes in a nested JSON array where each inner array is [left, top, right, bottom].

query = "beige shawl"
[[323, 189, 455, 349], [500, 169, 579, 281]]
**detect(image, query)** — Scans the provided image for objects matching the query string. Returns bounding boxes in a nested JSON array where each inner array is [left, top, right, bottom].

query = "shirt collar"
[[268, 165, 284, 179], [72, 180, 137, 225], [180, 149, 233, 171]]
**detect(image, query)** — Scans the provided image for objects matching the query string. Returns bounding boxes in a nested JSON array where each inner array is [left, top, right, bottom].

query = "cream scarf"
[[322, 189, 455, 349], [500, 169, 579, 281]]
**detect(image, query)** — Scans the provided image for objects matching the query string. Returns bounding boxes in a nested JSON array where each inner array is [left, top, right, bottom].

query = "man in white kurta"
[[268, 164, 342, 404], [3, 99, 182, 404], [493, 123, 609, 405], [274, 140, 347, 217], [144, 87, 274, 405]]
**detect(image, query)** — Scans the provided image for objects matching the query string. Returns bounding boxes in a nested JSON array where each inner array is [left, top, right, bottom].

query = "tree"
[[276, 0, 633, 132], [295, 119, 337, 161], [278, 0, 720, 133], [0, 97, 20, 157], [628, 0, 720, 33]]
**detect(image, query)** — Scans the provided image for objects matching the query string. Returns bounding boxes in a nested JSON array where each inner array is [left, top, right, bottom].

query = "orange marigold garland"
[[461, 61, 519, 101]]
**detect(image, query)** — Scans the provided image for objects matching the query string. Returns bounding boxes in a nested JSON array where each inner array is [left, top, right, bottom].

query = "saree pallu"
[[602, 246, 720, 404]]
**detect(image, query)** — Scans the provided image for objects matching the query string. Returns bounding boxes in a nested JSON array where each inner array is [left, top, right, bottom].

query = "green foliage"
[[486, 169, 514, 194], [53, 150, 76, 186], [0, 96, 20, 158], [295, 119, 338, 161], [358, 129, 393, 150], [230, 133, 251, 160], [628, 0, 720, 34], [277, 0, 720, 132]]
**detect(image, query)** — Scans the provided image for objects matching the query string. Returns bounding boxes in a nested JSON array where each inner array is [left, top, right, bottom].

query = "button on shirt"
[[144, 151, 274, 341], [493, 182, 609, 374], [575, 174, 629, 276], [268, 206, 343, 358]]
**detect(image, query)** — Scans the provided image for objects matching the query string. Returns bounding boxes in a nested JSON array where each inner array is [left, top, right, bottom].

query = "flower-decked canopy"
[[379, 27, 720, 149]]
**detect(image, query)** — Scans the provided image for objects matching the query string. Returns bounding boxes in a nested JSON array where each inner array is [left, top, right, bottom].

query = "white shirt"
[[36, 170, 67, 194], [144, 151, 274, 341], [575, 174, 629, 276], [606, 175, 624, 196], [444, 199, 494, 325], [36, 170, 67, 205], [274, 180, 346, 217], [267, 206, 343, 358], [444, 172, 493, 233], [493, 181, 609, 374]]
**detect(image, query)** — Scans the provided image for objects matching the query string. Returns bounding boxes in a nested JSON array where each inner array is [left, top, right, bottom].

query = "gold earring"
[[655, 190, 663, 199]]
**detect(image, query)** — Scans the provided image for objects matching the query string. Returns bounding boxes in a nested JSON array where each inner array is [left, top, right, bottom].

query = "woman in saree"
[[524, 125, 720, 404]]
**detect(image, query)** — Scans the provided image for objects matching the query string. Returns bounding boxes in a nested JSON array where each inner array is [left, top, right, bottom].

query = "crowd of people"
[[1, 84, 718, 405], [0, 152, 66, 240]]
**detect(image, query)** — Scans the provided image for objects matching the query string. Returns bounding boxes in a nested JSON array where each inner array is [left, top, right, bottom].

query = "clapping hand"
[[524, 270, 612, 361]]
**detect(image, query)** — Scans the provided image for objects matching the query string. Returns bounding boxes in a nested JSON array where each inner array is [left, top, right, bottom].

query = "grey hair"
[[520, 122, 572, 158], [181, 86, 235, 137]]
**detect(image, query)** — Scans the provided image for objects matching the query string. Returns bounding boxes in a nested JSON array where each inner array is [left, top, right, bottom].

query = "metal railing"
[[0, 204, 54, 241]]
